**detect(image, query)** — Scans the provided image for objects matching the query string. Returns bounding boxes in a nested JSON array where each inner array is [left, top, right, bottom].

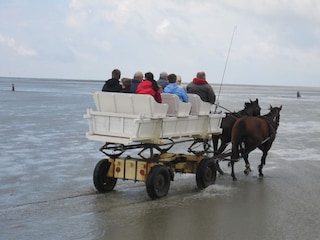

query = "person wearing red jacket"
[[136, 72, 162, 103], [186, 71, 216, 104]]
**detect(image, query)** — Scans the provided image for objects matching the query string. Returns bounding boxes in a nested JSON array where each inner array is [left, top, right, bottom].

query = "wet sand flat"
[[1, 158, 319, 240]]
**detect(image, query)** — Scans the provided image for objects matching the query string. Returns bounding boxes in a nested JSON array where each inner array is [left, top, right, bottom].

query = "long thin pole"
[[214, 26, 237, 113]]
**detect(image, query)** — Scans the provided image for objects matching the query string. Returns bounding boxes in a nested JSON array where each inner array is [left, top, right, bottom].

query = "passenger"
[[121, 78, 133, 93], [164, 74, 189, 102], [176, 74, 186, 91], [157, 72, 169, 91], [131, 71, 144, 93], [101, 69, 122, 92], [136, 72, 162, 103], [176, 75, 182, 86], [186, 71, 216, 104]]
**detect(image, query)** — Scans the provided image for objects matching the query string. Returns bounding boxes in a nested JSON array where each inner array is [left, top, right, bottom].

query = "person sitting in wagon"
[[136, 72, 162, 103], [163, 74, 189, 102], [120, 77, 133, 93], [187, 71, 216, 104], [101, 69, 122, 92]]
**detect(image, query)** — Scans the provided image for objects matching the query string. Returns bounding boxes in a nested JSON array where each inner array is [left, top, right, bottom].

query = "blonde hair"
[[121, 78, 131, 87], [176, 75, 182, 85]]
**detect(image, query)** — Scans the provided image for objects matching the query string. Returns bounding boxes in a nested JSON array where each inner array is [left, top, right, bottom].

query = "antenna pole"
[[214, 26, 237, 113]]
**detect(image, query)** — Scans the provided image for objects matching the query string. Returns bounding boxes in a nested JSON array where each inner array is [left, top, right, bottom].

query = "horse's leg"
[[217, 135, 230, 167], [258, 151, 268, 177], [243, 153, 251, 175], [212, 135, 224, 174], [216, 135, 227, 155], [258, 141, 273, 177], [216, 160, 224, 175], [215, 141, 227, 174], [212, 134, 219, 154], [216, 129, 231, 155], [230, 160, 237, 181]]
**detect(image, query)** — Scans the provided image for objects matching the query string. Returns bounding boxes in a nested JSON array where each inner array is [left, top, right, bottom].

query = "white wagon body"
[[84, 92, 225, 199], [84, 92, 223, 144]]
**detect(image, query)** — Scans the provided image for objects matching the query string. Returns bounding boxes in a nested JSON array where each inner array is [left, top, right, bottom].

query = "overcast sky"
[[1, 0, 320, 87]]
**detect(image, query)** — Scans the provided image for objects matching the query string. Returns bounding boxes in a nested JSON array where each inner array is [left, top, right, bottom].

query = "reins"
[[213, 103, 232, 113], [261, 114, 279, 134]]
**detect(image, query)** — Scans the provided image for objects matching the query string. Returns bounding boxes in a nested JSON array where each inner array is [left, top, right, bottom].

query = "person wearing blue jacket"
[[164, 74, 189, 102]]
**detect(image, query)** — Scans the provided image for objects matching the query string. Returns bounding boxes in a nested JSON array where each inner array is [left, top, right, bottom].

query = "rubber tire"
[[196, 158, 217, 190], [146, 165, 171, 200], [93, 159, 117, 192]]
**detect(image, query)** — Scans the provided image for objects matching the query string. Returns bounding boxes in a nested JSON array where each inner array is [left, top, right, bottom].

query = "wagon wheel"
[[146, 165, 171, 200], [196, 158, 217, 190], [93, 159, 117, 192]]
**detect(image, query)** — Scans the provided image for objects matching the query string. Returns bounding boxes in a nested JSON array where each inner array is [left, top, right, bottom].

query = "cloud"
[[219, 0, 320, 22], [1, 0, 320, 86], [0, 34, 37, 56], [156, 19, 171, 36], [64, 11, 88, 29]]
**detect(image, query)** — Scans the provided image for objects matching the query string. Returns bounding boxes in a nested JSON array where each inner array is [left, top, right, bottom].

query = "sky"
[[0, 0, 320, 87]]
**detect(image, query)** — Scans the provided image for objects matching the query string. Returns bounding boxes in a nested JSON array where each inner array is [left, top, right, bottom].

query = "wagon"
[[84, 91, 225, 199]]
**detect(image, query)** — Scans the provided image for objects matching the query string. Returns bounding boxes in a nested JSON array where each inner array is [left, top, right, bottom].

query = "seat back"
[[187, 93, 211, 115], [93, 92, 168, 118], [114, 93, 134, 114], [132, 94, 157, 117], [93, 91, 116, 112], [161, 93, 191, 117]]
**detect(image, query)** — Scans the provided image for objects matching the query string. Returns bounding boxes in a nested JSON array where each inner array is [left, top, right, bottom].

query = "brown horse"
[[213, 99, 261, 174], [230, 105, 282, 181]]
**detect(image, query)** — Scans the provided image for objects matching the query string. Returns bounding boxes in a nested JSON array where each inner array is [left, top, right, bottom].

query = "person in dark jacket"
[[136, 72, 162, 103], [186, 71, 216, 104], [102, 69, 122, 92]]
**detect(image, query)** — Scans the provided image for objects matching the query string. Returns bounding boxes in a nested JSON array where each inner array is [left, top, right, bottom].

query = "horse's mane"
[[229, 99, 259, 117]]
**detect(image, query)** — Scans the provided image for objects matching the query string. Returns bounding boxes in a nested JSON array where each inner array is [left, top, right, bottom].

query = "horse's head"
[[269, 105, 282, 129], [244, 98, 261, 116]]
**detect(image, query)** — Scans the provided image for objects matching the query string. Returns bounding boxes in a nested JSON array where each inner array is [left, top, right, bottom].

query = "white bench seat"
[[187, 93, 212, 116], [161, 93, 191, 117], [93, 91, 168, 118]]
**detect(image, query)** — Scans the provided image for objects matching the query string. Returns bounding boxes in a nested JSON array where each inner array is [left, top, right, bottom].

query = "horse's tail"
[[231, 119, 246, 160]]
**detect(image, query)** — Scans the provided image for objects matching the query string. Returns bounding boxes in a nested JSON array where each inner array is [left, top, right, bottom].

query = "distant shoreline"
[[1, 76, 319, 89]]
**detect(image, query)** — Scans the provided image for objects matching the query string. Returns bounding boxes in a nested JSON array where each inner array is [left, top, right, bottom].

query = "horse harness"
[[228, 110, 249, 120], [259, 115, 278, 144]]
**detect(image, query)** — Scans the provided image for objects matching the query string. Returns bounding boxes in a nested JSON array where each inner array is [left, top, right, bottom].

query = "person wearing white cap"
[[131, 71, 143, 93], [157, 72, 169, 90]]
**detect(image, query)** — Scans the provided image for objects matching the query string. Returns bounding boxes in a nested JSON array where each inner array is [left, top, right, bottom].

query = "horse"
[[212, 99, 261, 174], [230, 105, 282, 181]]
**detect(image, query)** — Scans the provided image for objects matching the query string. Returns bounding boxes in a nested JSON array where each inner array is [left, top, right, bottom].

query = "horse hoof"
[[259, 173, 264, 177], [244, 168, 251, 175], [232, 177, 237, 181], [218, 170, 224, 175]]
